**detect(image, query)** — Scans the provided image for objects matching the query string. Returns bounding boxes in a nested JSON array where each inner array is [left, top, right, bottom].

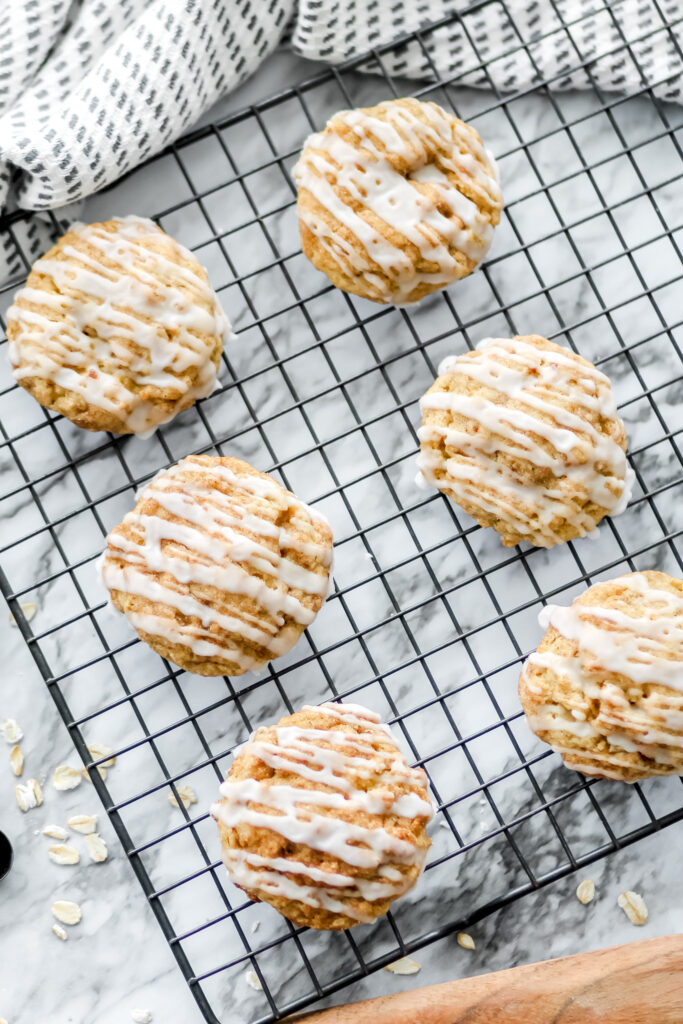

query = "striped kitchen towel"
[[0, 0, 680, 215]]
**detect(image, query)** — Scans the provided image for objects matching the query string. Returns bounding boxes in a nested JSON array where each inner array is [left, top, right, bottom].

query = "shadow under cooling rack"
[[0, 2, 682, 1022]]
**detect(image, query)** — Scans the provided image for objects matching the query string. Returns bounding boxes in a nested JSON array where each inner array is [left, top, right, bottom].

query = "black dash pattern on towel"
[[0, 0, 680, 215]]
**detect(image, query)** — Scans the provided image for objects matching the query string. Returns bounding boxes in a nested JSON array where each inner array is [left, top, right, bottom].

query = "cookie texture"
[[417, 335, 633, 548], [519, 571, 683, 781], [7, 216, 227, 434], [212, 702, 433, 929], [293, 97, 502, 305], [100, 455, 332, 676]]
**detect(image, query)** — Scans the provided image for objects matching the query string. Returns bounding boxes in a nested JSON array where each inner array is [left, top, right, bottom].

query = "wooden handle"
[[291, 934, 683, 1023]]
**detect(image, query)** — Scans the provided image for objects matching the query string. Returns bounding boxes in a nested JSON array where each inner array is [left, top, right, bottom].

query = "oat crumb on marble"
[[457, 932, 476, 950], [81, 765, 107, 782], [43, 824, 68, 840], [15, 778, 43, 811], [1, 718, 23, 744], [618, 890, 648, 925], [52, 923, 68, 941], [168, 784, 198, 809], [87, 742, 116, 768], [9, 601, 37, 626], [384, 956, 421, 975], [250, 921, 260, 934], [9, 745, 23, 776], [68, 814, 97, 834], [52, 900, 82, 924], [245, 969, 263, 991], [48, 843, 80, 865], [130, 1010, 153, 1023], [576, 879, 596, 905], [84, 832, 108, 863], [52, 765, 82, 791]]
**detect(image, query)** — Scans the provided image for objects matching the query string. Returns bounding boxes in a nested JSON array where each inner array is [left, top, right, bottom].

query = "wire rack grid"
[[0, 2, 682, 1021]]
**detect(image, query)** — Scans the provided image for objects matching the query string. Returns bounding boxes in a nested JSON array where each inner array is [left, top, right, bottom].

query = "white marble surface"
[[1, 44, 682, 1024]]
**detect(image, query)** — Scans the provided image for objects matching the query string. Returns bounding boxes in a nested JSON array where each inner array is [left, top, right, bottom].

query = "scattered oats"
[[457, 932, 476, 950], [84, 832, 108, 863], [52, 923, 68, 941], [384, 956, 421, 975], [168, 784, 198, 809], [130, 1012, 153, 1024], [81, 765, 107, 783], [576, 879, 596, 905], [68, 814, 97, 835], [43, 824, 68, 841], [9, 745, 23, 777], [244, 969, 262, 991], [48, 844, 80, 866], [52, 765, 82, 791], [87, 742, 116, 768], [15, 778, 42, 812], [51, 900, 82, 925], [250, 921, 260, 934], [618, 890, 648, 926], [1, 718, 23, 744], [9, 601, 37, 625]]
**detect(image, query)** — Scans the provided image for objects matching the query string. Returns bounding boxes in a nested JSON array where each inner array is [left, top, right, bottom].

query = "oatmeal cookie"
[[417, 335, 633, 547], [294, 97, 502, 305], [100, 455, 333, 676], [519, 571, 683, 781], [7, 216, 228, 434], [212, 702, 433, 929]]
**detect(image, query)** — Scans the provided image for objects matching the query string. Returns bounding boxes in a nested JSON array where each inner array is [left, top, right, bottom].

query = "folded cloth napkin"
[[0, 0, 680, 215]]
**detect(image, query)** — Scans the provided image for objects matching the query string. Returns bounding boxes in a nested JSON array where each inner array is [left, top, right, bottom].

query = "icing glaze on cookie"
[[521, 573, 683, 777], [212, 702, 433, 923], [8, 216, 228, 435], [417, 336, 634, 546], [294, 99, 502, 304], [100, 456, 332, 670]]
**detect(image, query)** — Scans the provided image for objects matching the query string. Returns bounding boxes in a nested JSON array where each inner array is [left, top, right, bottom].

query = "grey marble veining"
[[0, 46, 682, 1024]]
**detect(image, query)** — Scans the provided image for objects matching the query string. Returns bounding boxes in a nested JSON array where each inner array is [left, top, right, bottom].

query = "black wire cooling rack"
[[1, 2, 682, 1022]]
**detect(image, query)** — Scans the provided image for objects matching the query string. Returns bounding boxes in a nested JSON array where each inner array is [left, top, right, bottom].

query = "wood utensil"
[[292, 933, 683, 1023]]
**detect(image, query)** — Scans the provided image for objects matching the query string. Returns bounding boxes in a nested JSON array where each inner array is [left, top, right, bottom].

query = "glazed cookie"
[[7, 216, 228, 435], [212, 702, 433, 929], [417, 335, 634, 548], [293, 97, 502, 305], [519, 571, 683, 782], [100, 455, 333, 676]]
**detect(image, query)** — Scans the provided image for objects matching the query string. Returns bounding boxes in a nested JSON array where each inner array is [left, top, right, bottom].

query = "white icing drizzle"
[[417, 337, 634, 547], [7, 216, 229, 435], [212, 702, 433, 922], [521, 573, 683, 769], [293, 99, 502, 304], [100, 457, 332, 670], [223, 849, 405, 922]]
